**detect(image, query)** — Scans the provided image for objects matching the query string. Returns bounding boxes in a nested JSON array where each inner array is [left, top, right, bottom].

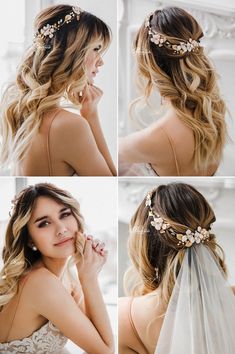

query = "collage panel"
[[0, 177, 117, 353], [0, 0, 117, 176], [0, 0, 235, 353], [118, 0, 235, 177], [118, 177, 235, 353]]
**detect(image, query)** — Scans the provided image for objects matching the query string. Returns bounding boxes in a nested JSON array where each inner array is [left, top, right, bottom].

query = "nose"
[[56, 221, 68, 238], [97, 56, 104, 67]]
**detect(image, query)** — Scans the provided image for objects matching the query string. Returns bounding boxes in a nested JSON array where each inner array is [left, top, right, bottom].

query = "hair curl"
[[0, 4, 111, 169], [0, 183, 85, 311], [131, 7, 227, 172]]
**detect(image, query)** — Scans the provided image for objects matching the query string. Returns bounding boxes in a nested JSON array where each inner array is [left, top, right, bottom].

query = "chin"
[[87, 77, 94, 84]]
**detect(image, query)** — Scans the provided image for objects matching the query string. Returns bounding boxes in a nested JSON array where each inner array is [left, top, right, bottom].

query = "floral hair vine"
[[34, 6, 84, 49], [145, 12, 201, 55], [145, 190, 210, 248]]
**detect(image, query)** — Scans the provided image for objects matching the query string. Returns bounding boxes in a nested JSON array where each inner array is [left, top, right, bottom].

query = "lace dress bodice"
[[0, 321, 67, 354], [119, 161, 158, 176]]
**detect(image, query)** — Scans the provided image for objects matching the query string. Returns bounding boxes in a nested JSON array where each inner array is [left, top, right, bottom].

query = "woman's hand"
[[77, 235, 108, 282], [80, 84, 103, 120]]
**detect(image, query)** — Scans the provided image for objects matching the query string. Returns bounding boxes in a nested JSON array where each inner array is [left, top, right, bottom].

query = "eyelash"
[[94, 45, 101, 52], [38, 212, 72, 228]]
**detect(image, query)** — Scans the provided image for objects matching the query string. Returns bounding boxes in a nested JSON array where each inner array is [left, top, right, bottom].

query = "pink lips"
[[54, 237, 74, 247]]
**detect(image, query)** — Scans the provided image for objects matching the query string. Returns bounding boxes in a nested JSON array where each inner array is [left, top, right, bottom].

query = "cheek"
[[29, 227, 53, 250], [69, 217, 80, 231], [85, 53, 96, 70]]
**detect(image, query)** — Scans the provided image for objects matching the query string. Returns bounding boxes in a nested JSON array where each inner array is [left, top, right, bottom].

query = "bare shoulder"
[[118, 296, 131, 316], [24, 268, 66, 300], [118, 297, 133, 329], [52, 109, 91, 136], [143, 122, 174, 162], [118, 297, 135, 349], [49, 109, 94, 157], [131, 294, 164, 330]]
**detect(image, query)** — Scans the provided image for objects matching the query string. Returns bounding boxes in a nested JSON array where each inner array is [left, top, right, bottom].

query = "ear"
[[27, 238, 36, 250]]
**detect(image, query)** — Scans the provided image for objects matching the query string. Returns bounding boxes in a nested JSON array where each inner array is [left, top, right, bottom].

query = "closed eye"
[[94, 44, 102, 52]]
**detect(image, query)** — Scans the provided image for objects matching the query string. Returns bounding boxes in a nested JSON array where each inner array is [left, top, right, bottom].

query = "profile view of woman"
[[119, 7, 227, 176], [0, 183, 114, 353], [0, 4, 116, 176], [119, 183, 235, 354]]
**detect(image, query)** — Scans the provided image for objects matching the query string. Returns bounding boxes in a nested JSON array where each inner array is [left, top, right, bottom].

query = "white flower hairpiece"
[[145, 12, 201, 55], [34, 6, 84, 49], [145, 190, 210, 248]]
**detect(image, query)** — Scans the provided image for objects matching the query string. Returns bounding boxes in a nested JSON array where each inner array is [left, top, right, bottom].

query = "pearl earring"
[[32, 245, 37, 251]]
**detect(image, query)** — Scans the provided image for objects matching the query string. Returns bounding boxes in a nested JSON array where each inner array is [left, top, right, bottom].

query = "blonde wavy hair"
[[0, 4, 111, 170], [0, 183, 85, 311], [124, 183, 227, 306], [131, 7, 227, 172]]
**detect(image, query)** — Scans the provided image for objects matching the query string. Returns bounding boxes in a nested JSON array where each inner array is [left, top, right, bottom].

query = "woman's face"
[[85, 40, 104, 84], [27, 196, 79, 259]]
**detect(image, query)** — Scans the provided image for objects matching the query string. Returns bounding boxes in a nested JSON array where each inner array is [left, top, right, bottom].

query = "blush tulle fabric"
[[155, 245, 235, 354]]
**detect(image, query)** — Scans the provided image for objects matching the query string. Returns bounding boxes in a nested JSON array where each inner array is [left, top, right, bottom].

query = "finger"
[[101, 250, 108, 259], [87, 84, 102, 98], [91, 84, 103, 94], [83, 239, 93, 257], [86, 235, 93, 241], [92, 239, 100, 248], [81, 84, 92, 100], [95, 242, 105, 252]]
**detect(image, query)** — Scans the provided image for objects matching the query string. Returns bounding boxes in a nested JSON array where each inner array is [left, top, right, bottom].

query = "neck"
[[40, 257, 68, 278]]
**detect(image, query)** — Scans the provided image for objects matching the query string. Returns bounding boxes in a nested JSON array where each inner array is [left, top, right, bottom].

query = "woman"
[[0, 183, 114, 353], [119, 7, 227, 176], [0, 4, 116, 176], [119, 183, 235, 354]]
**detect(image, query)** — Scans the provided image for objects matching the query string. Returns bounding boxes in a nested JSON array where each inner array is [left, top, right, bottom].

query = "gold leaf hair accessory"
[[34, 6, 84, 49], [145, 12, 201, 55], [145, 190, 210, 248]]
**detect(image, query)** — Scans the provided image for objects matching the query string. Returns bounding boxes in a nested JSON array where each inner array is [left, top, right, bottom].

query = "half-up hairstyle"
[[0, 4, 111, 169], [131, 7, 227, 172], [124, 183, 227, 305], [0, 183, 84, 310]]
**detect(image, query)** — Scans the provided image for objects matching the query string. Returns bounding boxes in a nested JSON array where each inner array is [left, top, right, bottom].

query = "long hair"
[[0, 183, 84, 310], [0, 4, 111, 169], [131, 7, 227, 171], [124, 183, 227, 305]]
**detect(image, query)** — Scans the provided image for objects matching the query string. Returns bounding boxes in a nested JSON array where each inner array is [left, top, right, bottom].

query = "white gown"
[[119, 161, 158, 176], [0, 321, 68, 354]]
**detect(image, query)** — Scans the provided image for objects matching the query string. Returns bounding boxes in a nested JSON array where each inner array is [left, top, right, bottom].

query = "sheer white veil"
[[155, 244, 235, 354]]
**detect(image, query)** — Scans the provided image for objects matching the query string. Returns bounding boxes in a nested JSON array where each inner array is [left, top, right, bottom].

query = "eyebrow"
[[33, 207, 70, 224]]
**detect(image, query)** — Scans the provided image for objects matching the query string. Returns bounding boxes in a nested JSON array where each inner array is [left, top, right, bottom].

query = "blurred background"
[[0, 176, 117, 353]]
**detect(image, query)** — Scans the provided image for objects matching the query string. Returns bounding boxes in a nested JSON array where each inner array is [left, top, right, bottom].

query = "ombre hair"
[[131, 7, 227, 172], [124, 183, 227, 305], [0, 183, 84, 310], [0, 4, 111, 170]]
